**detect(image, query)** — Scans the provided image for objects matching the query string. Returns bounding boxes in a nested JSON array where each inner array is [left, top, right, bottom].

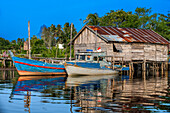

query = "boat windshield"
[[93, 56, 98, 61], [87, 55, 91, 60], [76, 55, 79, 60], [99, 57, 104, 61], [76, 53, 105, 62], [93, 56, 104, 62], [79, 55, 85, 61]]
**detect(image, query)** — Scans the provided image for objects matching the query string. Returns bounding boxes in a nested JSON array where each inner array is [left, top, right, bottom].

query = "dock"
[[0, 56, 73, 68], [0, 54, 169, 78], [107, 55, 169, 78]]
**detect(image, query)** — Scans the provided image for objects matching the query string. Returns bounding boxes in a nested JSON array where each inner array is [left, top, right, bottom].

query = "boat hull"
[[12, 57, 66, 76], [65, 65, 118, 76], [17, 71, 66, 76]]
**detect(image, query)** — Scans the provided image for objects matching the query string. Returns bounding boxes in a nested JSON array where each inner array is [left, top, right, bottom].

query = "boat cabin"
[[74, 51, 111, 68], [75, 51, 106, 62]]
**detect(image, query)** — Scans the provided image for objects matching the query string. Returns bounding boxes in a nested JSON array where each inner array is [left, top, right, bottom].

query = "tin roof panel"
[[101, 35, 126, 42], [87, 25, 169, 44]]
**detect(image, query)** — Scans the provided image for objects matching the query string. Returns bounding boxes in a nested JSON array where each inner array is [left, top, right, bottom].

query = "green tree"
[[135, 7, 152, 28], [10, 40, 19, 51], [41, 24, 58, 49], [55, 24, 64, 44], [11, 40, 16, 44], [31, 35, 47, 54], [41, 26, 51, 49], [154, 14, 170, 40], [0, 37, 11, 50], [99, 9, 135, 27], [83, 13, 99, 25], [16, 38, 25, 53], [120, 14, 140, 28], [62, 23, 77, 57]]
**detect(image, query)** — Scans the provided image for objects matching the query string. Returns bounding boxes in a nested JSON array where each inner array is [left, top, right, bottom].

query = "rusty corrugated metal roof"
[[88, 25, 169, 44]]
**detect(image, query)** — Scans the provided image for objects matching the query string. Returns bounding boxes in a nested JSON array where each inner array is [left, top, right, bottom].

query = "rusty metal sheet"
[[123, 28, 144, 42], [88, 25, 169, 44], [138, 29, 158, 43], [89, 26, 109, 35], [143, 29, 163, 43]]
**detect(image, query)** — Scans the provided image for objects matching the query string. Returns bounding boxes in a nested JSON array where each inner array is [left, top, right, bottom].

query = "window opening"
[[93, 56, 98, 61], [99, 57, 103, 61], [113, 44, 119, 52], [87, 55, 91, 60], [80, 55, 85, 61]]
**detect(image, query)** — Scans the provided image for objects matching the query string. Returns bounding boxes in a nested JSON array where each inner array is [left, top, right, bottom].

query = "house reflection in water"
[[24, 91, 31, 113], [67, 73, 169, 112], [8, 71, 170, 113]]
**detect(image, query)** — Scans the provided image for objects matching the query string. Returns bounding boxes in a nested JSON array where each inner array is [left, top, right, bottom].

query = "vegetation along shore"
[[0, 7, 169, 62]]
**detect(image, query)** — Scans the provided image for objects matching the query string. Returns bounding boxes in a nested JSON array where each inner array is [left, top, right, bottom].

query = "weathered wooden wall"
[[74, 28, 111, 54], [74, 28, 168, 62], [113, 43, 168, 61]]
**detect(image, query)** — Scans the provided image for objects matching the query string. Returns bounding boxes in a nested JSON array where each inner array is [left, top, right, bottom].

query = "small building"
[[71, 25, 170, 62], [24, 41, 29, 50]]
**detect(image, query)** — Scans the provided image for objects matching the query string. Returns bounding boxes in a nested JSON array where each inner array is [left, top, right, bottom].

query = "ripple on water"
[[0, 70, 169, 113]]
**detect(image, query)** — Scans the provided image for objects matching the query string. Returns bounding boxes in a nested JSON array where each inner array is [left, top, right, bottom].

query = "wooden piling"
[[3, 59, 6, 68], [122, 57, 124, 67], [161, 62, 164, 76], [153, 62, 155, 76], [131, 62, 134, 79], [165, 61, 168, 71], [112, 57, 115, 70], [3, 70, 5, 80], [143, 58, 146, 72], [129, 62, 132, 78], [10, 61, 12, 67]]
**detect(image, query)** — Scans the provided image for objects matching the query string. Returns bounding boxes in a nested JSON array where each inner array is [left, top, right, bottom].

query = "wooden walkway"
[[0, 56, 169, 79], [105, 56, 169, 78], [0, 56, 74, 68]]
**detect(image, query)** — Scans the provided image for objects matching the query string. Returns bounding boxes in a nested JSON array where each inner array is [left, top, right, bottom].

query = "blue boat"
[[65, 51, 118, 76], [9, 51, 66, 76]]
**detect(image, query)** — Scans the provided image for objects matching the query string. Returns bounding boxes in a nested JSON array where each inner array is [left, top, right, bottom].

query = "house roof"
[[72, 25, 170, 44]]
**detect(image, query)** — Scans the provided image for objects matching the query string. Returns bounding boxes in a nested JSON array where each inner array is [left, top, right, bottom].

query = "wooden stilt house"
[[71, 25, 170, 62]]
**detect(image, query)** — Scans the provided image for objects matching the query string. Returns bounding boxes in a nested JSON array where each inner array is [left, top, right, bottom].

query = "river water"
[[0, 69, 169, 113]]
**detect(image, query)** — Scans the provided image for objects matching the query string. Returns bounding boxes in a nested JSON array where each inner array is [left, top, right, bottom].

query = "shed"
[[72, 25, 170, 62]]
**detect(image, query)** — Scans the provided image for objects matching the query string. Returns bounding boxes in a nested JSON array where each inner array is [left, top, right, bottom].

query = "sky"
[[0, 0, 169, 41]]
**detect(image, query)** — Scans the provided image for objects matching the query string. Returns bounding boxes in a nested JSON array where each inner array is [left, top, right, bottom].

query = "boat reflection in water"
[[12, 76, 67, 95], [8, 72, 170, 113], [9, 74, 118, 112], [9, 75, 67, 112]]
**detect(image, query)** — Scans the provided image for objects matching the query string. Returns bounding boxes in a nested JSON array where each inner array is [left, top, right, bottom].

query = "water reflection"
[[0, 69, 16, 81], [0, 69, 169, 113], [9, 76, 67, 113]]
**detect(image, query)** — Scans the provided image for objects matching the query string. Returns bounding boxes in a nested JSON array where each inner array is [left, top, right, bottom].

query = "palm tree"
[[55, 24, 63, 43], [83, 13, 99, 25], [41, 24, 57, 49]]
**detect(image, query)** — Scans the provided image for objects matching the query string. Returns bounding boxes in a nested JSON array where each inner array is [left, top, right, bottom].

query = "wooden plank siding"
[[74, 27, 168, 62], [74, 28, 109, 53]]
